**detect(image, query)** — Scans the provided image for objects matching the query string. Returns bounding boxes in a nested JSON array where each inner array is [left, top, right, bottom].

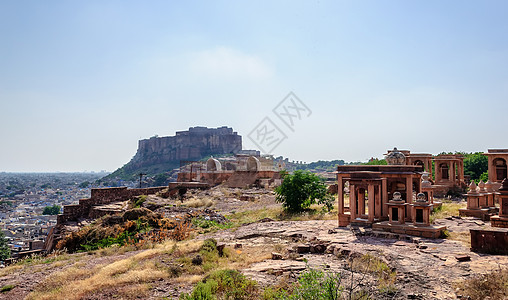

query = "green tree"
[[78, 181, 90, 188], [275, 170, 334, 213], [363, 158, 387, 165], [42, 204, 61, 215], [0, 231, 11, 261], [153, 173, 169, 186], [463, 152, 488, 182]]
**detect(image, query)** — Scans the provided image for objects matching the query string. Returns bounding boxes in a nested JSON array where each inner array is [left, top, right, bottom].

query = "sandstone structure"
[[107, 126, 242, 179], [177, 155, 281, 188], [483, 149, 508, 190], [459, 180, 498, 220], [337, 148, 446, 238]]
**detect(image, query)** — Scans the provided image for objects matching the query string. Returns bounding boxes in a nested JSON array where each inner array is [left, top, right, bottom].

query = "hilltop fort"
[[106, 126, 242, 180]]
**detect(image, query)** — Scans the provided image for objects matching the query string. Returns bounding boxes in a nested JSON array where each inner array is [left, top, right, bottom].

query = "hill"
[[104, 126, 242, 181]]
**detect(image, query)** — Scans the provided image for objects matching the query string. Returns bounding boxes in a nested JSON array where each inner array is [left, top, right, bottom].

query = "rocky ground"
[[1, 187, 507, 299]]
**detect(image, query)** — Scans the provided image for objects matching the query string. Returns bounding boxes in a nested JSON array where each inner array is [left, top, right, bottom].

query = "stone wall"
[[57, 186, 167, 223]]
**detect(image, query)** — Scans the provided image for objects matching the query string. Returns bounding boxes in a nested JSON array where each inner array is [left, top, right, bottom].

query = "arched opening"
[[246, 156, 261, 171], [494, 158, 507, 182], [440, 163, 449, 180], [344, 181, 350, 211], [206, 158, 221, 172], [414, 160, 424, 168], [388, 181, 406, 201]]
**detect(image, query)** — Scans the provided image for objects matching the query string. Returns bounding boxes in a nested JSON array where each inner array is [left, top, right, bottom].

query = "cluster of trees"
[[462, 152, 488, 182], [295, 160, 345, 171], [42, 204, 61, 215], [0, 231, 10, 261]]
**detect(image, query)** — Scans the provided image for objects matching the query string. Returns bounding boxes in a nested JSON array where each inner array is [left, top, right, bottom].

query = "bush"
[[0, 284, 15, 293], [42, 204, 61, 215], [454, 267, 508, 300], [263, 267, 345, 300], [180, 269, 258, 300], [0, 231, 11, 261], [275, 170, 334, 213]]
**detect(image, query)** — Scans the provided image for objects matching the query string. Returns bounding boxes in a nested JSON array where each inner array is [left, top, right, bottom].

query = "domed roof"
[[385, 147, 406, 165], [415, 192, 427, 203], [468, 180, 478, 194], [389, 191, 404, 203], [478, 180, 485, 192], [421, 171, 432, 188]]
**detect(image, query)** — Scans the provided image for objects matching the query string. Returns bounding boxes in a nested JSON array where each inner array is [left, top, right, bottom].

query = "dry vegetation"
[[23, 238, 273, 300], [3, 187, 507, 299], [430, 200, 466, 223], [454, 267, 508, 300]]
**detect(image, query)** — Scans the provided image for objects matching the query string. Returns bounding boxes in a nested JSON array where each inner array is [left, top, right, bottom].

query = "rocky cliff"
[[106, 126, 242, 180]]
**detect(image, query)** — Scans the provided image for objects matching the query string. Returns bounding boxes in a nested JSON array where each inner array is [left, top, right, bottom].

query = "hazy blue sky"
[[1, 1, 508, 172]]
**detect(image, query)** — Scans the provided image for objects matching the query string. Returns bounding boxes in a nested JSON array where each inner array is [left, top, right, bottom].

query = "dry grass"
[[174, 274, 204, 284], [454, 267, 508, 300], [430, 201, 466, 223], [0, 264, 23, 277], [182, 197, 214, 208], [227, 202, 337, 226], [25, 240, 198, 300], [25, 238, 270, 300], [447, 231, 471, 247]]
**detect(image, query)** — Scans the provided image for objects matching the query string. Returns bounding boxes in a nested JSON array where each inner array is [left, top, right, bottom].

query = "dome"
[[385, 147, 406, 165], [485, 180, 494, 192], [416, 192, 427, 203], [468, 180, 478, 194], [421, 171, 432, 188], [478, 180, 485, 192], [390, 191, 404, 203]]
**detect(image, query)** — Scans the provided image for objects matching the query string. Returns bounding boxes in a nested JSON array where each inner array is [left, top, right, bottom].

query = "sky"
[[1, 1, 508, 172]]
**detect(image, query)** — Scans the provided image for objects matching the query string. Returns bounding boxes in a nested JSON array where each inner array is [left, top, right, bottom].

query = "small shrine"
[[459, 180, 498, 220], [387, 192, 407, 225], [491, 179, 508, 228], [373, 189, 446, 238], [411, 192, 432, 227], [336, 148, 423, 227]]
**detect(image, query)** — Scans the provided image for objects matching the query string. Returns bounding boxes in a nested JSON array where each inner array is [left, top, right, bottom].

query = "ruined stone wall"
[[57, 186, 167, 223]]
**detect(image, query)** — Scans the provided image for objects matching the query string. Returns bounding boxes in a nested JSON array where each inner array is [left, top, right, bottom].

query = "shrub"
[[263, 267, 345, 300], [169, 221, 193, 241], [133, 195, 147, 208], [0, 231, 10, 261], [180, 269, 258, 300], [0, 284, 15, 293], [42, 204, 61, 215], [275, 170, 334, 213], [454, 267, 508, 300]]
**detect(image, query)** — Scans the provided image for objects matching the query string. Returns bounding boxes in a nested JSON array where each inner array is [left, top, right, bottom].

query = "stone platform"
[[458, 207, 498, 221], [490, 215, 508, 228], [372, 221, 446, 239], [470, 228, 508, 254]]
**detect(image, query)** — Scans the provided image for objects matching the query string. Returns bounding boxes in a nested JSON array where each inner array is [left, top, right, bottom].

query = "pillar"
[[375, 185, 382, 219], [368, 184, 375, 222], [406, 176, 413, 219], [337, 176, 344, 214], [382, 178, 388, 218], [358, 188, 365, 216], [350, 184, 356, 219]]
